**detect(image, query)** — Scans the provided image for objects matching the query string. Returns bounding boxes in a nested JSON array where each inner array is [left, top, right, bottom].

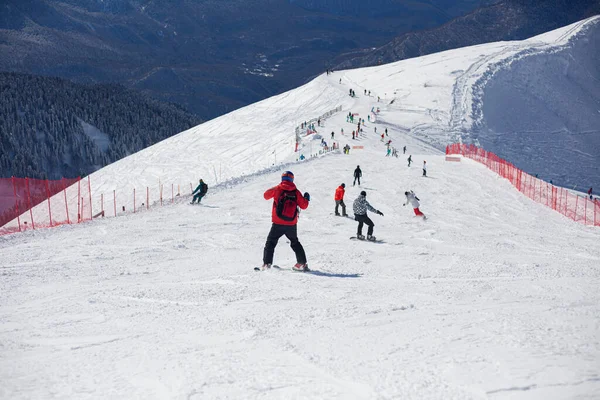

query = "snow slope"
[[475, 19, 600, 191], [2, 18, 600, 399]]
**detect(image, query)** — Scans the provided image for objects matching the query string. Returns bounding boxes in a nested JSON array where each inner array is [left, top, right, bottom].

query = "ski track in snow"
[[2, 18, 600, 400]]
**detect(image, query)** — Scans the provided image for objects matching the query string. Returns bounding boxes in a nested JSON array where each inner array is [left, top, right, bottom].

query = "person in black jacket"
[[191, 179, 208, 204], [353, 165, 362, 186]]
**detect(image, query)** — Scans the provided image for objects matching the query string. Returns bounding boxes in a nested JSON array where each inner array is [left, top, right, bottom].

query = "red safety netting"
[[446, 143, 600, 227], [0, 177, 89, 235]]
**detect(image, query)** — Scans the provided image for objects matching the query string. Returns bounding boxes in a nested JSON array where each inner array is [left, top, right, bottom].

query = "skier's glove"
[[377, 210, 384, 216], [303, 192, 310, 201]]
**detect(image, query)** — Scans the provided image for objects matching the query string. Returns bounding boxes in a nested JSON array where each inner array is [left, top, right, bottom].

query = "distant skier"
[[331, 131, 335, 140], [191, 179, 208, 204], [334, 183, 348, 216], [352, 131, 355, 140], [261, 171, 311, 271], [407, 155, 412, 167], [589, 187, 593, 199], [353, 165, 362, 186], [386, 147, 391, 157], [403, 146, 406, 154], [423, 160, 427, 177], [353, 191, 384, 241], [404, 190, 426, 219]]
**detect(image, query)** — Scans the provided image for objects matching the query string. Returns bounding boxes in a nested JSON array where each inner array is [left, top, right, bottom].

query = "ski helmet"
[[281, 171, 294, 182]]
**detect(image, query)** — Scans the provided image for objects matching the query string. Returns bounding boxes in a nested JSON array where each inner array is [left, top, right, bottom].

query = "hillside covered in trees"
[[0, 72, 201, 179]]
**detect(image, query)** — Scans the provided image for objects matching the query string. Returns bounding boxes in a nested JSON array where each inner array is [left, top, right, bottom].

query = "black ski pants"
[[355, 214, 374, 236], [263, 223, 307, 264], [335, 200, 347, 215], [353, 176, 361, 186], [192, 192, 205, 203]]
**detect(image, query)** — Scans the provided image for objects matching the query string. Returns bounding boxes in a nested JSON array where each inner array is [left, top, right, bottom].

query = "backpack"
[[201, 183, 208, 194], [275, 190, 298, 221]]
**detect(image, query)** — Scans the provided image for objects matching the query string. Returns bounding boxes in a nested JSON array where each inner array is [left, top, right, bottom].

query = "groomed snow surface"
[[2, 18, 600, 399]]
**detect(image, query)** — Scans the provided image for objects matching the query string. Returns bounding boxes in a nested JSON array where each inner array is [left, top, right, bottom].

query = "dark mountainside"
[[334, 0, 600, 69], [0, 0, 492, 120], [0, 72, 200, 179]]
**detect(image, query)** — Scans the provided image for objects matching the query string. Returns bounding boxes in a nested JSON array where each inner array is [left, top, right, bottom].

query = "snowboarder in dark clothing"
[[353, 191, 383, 240], [353, 165, 362, 186], [331, 131, 335, 140], [407, 155, 412, 167], [589, 187, 593, 200], [423, 160, 427, 177], [403, 146, 406, 154], [191, 179, 208, 203], [261, 171, 310, 272]]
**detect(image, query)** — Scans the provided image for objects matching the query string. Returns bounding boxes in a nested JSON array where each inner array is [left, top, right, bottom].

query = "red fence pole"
[[101, 193, 104, 217], [62, 178, 70, 224], [26, 178, 35, 230], [45, 179, 53, 227], [12, 177, 21, 232], [88, 176, 92, 220], [77, 178, 81, 222]]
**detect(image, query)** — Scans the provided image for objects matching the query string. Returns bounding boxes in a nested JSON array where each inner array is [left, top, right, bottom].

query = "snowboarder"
[[191, 179, 208, 204], [404, 191, 426, 219], [353, 191, 383, 240], [408, 155, 412, 167], [423, 161, 427, 177], [403, 146, 406, 154], [334, 183, 348, 216], [261, 171, 311, 271], [353, 165, 362, 186], [331, 131, 335, 140], [386, 147, 391, 157]]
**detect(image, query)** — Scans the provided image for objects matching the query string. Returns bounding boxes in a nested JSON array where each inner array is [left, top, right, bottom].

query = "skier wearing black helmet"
[[353, 165, 362, 186]]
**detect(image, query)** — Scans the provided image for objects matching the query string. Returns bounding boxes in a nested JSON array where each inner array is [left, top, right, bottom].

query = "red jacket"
[[334, 185, 345, 201], [264, 181, 309, 225]]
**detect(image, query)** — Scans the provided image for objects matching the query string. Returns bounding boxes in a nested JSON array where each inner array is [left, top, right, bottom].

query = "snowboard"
[[350, 236, 384, 243], [254, 264, 311, 272], [330, 213, 353, 219]]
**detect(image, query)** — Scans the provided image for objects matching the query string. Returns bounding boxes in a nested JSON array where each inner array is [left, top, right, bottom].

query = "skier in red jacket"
[[261, 171, 310, 271], [334, 183, 348, 216]]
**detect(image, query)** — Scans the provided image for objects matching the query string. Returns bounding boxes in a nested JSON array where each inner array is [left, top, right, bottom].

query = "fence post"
[[146, 187, 149, 210], [172, 184, 174, 204], [62, 178, 70, 224], [12, 177, 21, 232], [44, 179, 53, 227], [26, 178, 35, 230], [101, 193, 104, 216], [113, 190, 116, 217], [134, 188, 136, 213], [584, 197, 587, 225], [77, 178, 81, 222], [88, 176, 92, 220], [575, 195, 579, 221]]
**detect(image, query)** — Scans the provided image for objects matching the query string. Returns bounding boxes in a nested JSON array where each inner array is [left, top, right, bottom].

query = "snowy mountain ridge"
[[1, 18, 600, 399]]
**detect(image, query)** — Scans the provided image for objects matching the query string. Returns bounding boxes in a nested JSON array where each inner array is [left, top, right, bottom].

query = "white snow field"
[[2, 18, 600, 399]]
